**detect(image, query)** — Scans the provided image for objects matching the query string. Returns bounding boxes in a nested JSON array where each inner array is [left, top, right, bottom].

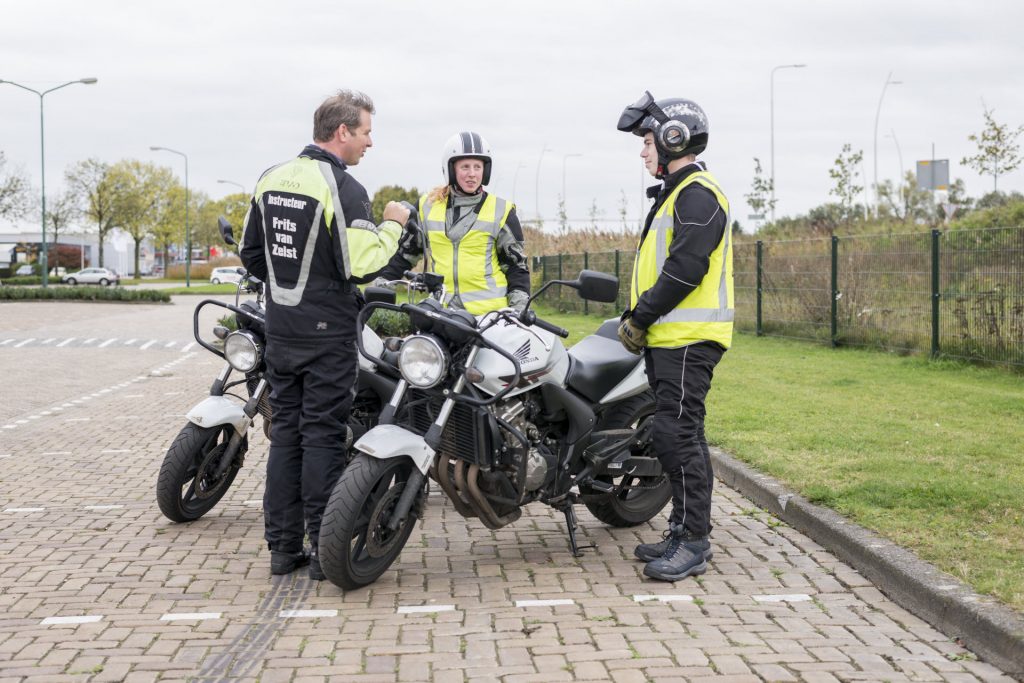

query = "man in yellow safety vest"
[[615, 91, 733, 582]]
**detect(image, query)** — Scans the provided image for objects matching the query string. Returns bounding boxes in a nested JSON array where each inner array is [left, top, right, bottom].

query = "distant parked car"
[[210, 266, 243, 285], [61, 267, 120, 286]]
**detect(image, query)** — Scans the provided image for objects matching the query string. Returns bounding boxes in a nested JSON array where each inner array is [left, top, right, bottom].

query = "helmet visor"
[[617, 91, 669, 134]]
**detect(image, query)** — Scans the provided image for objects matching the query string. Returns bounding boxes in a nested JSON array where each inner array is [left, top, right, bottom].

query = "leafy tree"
[[149, 182, 186, 270], [0, 151, 31, 220], [371, 185, 420, 223], [744, 157, 776, 226], [876, 171, 937, 224], [65, 159, 119, 267], [587, 198, 603, 232], [828, 143, 865, 223], [108, 160, 176, 277], [961, 107, 1023, 192], [220, 192, 249, 240]]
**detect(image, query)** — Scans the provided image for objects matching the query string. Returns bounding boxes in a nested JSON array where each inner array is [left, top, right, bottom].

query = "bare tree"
[[961, 107, 1023, 192], [828, 143, 865, 223], [0, 151, 31, 220], [65, 159, 119, 267]]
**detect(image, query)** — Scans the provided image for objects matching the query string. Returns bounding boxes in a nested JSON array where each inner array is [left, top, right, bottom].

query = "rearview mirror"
[[218, 217, 236, 246], [576, 270, 618, 303]]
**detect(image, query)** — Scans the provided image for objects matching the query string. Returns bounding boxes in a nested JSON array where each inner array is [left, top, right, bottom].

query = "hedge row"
[[0, 286, 171, 303]]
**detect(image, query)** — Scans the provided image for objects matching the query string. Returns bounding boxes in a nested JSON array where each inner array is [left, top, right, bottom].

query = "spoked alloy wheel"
[[581, 392, 671, 527], [156, 423, 241, 522], [318, 455, 420, 590]]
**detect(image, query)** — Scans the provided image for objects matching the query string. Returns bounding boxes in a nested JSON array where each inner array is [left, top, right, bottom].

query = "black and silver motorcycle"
[[155, 219, 406, 522], [317, 269, 670, 589]]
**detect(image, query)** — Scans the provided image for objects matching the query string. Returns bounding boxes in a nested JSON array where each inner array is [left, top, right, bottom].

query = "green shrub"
[[166, 257, 242, 281], [2, 276, 43, 286], [0, 286, 170, 303], [367, 309, 412, 337]]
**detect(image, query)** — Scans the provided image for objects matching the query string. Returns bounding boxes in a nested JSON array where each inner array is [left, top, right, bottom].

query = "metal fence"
[[532, 226, 1024, 367]]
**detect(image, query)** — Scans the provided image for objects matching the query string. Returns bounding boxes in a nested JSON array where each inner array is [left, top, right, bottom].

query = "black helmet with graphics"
[[441, 131, 492, 187], [617, 91, 710, 162]]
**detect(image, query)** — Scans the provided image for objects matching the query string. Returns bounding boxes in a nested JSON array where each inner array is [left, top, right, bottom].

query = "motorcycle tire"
[[580, 391, 671, 527], [318, 455, 421, 590], [156, 423, 241, 523]]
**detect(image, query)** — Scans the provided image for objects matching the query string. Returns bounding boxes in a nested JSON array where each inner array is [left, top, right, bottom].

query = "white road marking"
[[124, 338, 137, 345], [164, 392, 183, 396], [42, 451, 71, 455], [397, 605, 455, 614], [40, 337, 56, 345], [514, 599, 575, 607], [84, 505, 124, 510], [2, 426, 15, 430], [65, 418, 90, 422], [0, 454, 10, 458], [243, 500, 262, 505], [98, 338, 117, 348], [0, 339, 14, 346], [633, 594, 695, 603], [181, 342, 196, 352], [56, 338, 76, 347], [160, 612, 222, 621], [124, 394, 144, 398], [82, 337, 96, 344], [753, 594, 812, 603], [15, 420, 28, 424], [165, 341, 177, 348], [13, 338, 35, 348], [5, 507, 45, 513], [139, 340, 157, 350], [101, 449, 131, 453], [41, 616, 103, 625], [279, 609, 337, 618]]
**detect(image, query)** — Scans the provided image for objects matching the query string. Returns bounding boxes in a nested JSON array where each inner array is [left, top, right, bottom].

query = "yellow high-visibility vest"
[[418, 193, 514, 315], [629, 170, 734, 349]]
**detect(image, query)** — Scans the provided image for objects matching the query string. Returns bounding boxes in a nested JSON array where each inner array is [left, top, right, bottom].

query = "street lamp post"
[[769, 63, 806, 222], [216, 179, 246, 194], [151, 146, 190, 287], [873, 71, 902, 210], [561, 153, 583, 218], [0, 77, 98, 287], [535, 145, 550, 223]]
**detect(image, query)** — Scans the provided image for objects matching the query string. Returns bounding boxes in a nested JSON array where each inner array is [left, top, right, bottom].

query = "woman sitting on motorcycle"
[[371, 132, 531, 314]]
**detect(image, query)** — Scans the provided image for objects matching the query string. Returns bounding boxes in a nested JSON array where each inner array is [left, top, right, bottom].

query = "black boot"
[[634, 528, 714, 563], [643, 524, 709, 582], [308, 549, 326, 581], [270, 547, 311, 575]]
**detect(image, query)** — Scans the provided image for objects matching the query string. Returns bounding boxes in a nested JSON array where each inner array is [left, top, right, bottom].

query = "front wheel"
[[212, 278, 221, 284], [66, 278, 77, 286], [580, 391, 671, 527], [156, 423, 242, 522], [318, 455, 421, 590], [99, 278, 109, 286]]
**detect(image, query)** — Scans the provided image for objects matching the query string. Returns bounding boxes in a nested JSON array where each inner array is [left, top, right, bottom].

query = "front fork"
[[205, 362, 267, 479]]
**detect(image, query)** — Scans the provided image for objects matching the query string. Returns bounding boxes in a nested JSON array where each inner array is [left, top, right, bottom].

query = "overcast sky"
[[3, 0, 1024, 234]]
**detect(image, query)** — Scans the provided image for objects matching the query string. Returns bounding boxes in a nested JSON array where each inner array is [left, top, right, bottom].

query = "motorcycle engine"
[[498, 397, 554, 492]]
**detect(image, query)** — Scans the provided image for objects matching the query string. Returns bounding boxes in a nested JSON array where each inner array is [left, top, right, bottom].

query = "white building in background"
[[0, 220, 156, 276]]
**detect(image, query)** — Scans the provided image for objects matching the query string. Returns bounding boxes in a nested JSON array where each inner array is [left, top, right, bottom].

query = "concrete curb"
[[711, 446, 1024, 680]]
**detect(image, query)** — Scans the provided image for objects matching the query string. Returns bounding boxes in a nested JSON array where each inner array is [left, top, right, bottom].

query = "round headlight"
[[398, 335, 448, 388], [224, 331, 261, 373]]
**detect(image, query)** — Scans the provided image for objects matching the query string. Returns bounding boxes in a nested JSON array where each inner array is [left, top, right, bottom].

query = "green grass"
[[538, 305, 1024, 611]]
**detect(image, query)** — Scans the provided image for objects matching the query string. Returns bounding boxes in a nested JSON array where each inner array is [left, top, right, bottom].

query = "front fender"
[[354, 424, 435, 475], [186, 396, 249, 436]]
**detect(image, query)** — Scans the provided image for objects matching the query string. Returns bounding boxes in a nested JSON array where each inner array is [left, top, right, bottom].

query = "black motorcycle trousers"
[[644, 341, 725, 537], [263, 335, 357, 552]]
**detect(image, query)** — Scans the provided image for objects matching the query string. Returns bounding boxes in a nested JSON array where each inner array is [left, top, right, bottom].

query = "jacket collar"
[[300, 144, 347, 170], [647, 160, 707, 199]]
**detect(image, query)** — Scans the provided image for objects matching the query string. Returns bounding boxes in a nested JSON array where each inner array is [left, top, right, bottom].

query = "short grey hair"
[[313, 89, 375, 142]]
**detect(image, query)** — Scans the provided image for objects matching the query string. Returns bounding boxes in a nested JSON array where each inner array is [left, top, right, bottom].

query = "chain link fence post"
[[932, 228, 941, 359], [756, 240, 764, 336], [831, 235, 839, 347]]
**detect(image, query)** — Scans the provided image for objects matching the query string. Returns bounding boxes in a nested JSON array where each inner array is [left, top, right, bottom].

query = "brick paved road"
[[0, 300, 1015, 682]]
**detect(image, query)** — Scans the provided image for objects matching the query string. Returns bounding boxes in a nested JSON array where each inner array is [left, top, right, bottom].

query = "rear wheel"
[[66, 278, 77, 286], [212, 278, 221, 284], [318, 455, 421, 590], [99, 278, 109, 286], [580, 391, 670, 527], [156, 423, 241, 522]]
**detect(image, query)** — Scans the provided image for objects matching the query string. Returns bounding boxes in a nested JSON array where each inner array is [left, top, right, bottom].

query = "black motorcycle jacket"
[[240, 145, 402, 341]]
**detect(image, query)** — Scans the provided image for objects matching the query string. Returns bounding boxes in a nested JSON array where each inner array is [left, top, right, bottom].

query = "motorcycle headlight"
[[398, 335, 448, 388], [224, 331, 262, 373]]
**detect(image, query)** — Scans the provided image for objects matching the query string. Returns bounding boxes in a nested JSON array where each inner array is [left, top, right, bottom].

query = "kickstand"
[[561, 504, 596, 557]]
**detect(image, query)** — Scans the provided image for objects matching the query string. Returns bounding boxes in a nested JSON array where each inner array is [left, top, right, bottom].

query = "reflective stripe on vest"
[[419, 193, 512, 314], [630, 170, 734, 349], [254, 157, 342, 307]]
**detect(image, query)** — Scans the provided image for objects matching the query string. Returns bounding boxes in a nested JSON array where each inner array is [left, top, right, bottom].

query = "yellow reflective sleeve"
[[346, 220, 402, 278]]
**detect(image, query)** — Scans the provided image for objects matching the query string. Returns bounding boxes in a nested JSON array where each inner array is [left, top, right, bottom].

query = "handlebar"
[[192, 299, 265, 358], [519, 310, 569, 339]]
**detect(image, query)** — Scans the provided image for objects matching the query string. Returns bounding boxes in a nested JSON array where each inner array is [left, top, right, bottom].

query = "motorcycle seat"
[[567, 319, 642, 403]]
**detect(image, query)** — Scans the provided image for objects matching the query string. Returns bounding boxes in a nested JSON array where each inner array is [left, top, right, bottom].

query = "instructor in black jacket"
[[616, 91, 734, 583], [240, 89, 409, 580]]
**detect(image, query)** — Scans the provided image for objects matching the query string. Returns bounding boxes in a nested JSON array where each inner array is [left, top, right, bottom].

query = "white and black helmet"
[[441, 131, 492, 187]]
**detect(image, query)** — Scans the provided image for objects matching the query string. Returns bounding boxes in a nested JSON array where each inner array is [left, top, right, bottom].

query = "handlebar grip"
[[533, 316, 569, 339]]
